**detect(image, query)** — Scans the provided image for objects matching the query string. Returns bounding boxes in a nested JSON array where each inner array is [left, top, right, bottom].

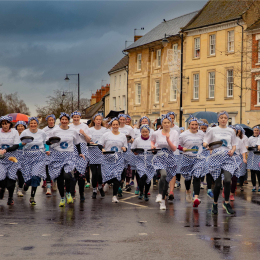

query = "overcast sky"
[[0, 0, 207, 115]]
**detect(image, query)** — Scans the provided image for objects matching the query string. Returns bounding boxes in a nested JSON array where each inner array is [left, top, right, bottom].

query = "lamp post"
[[62, 91, 73, 113], [64, 73, 80, 110]]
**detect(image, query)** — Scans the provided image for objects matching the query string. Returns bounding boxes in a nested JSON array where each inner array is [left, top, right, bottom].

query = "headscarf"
[[139, 116, 150, 124], [211, 123, 217, 127], [59, 112, 70, 120], [188, 116, 198, 125], [140, 124, 150, 133], [218, 111, 229, 119], [235, 125, 243, 131], [28, 117, 39, 124], [126, 115, 131, 120], [166, 112, 175, 118], [0, 115, 13, 123], [161, 115, 172, 123], [71, 110, 81, 118], [109, 117, 119, 125], [180, 127, 185, 131], [253, 126, 260, 130], [15, 121, 27, 129], [118, 114, 127, 119], [200, 122, 208, 127], [93, 113, 103, 120], [45, 114, 56, 122]]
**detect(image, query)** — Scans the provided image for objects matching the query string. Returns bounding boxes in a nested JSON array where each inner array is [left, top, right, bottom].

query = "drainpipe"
[[237, 19, 243, 124], [179, 33, 184, 127], [126, 65, 129, 114]]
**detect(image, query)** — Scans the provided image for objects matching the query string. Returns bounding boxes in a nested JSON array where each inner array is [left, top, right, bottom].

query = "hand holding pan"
[[147, 148, 161, 154], [126, 135, 132, 141], [248, 146, 257, 151], [21, 136, 34, 144], [48, 137, 61, 144], [208, 141, 223, 150]]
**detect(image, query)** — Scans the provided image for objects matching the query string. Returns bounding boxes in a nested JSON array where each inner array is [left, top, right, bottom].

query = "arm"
[[79, 129, 91, 143], [150, 132, 156, 149], [166, 133, 177, 152], [242, 152, 247, 164], [228, 145, 236, 156]]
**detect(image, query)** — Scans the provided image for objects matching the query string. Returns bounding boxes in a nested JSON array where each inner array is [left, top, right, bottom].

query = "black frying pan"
[[126, 135, 132, 141], [147, 148, 161, 154], [102, 151, 116, 154], [21, 136, 34, 144], [48, 137, 61, 144], [131, 148, 144, 154], [208, 141, 223, 150], [248, 146, 257, 151], [254, 151, 260, 155]]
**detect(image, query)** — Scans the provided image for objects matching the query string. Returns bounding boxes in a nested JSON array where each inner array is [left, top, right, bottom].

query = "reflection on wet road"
[[0, 181, 260, 260]]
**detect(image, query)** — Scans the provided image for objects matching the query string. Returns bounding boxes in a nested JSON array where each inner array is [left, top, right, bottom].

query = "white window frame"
[[193, 74, 199, 99], [209, 72, 215, 98], [228, 30, 234, 52], [135, 83, 141, 104], [118, 96, 121, 109], [137, 54, 142, 70], [209, 34, 216, 56], [257, 81, 260, 105], [119, 75, 121, 89], [113, 97, 116, 109], [173, 44, 178, 63], [194, 37, 200, 58], [170, 77, 177, 101], [114, 76, 116, 90], [155, 81, 160, 103], [157, 49, 161, 67], [227, 70, 233, 97], [122, 95, 126, 110]]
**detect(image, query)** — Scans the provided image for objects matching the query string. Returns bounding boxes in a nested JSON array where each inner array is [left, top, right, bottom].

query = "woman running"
[[20, 117, 49, 205], [98, 118, 127, 203], [88, 113, 108, 199], [48, 112, 85, 206], [151, 115, 179, 210], [131, 124, 155, 201], [178, 117, 205, 207], [203, 111, 238, 215], [0, 116, 21, 205]]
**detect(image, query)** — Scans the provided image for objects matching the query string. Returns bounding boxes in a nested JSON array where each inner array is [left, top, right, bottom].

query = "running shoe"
[[23, 183, 29, 192], [42, 180, 47, 188], [240, 187, 244, 191], [186, 191, 192, 203], [129, 181, 134, 186], [138, 194, 143, 200], [135, 187, 139, 195], [125, 185, 132, 192], [103, 183, 109, 193], [118, 187, 123, 197], [52, 181, 57, 191], [7, 197, 14, 206], [144, 195, 149, 201], [46, 188, 52, 196], [80, 195, 85, 202], [30, 198, 36, 205], [193, 198, 201, 207], [212, 203, 218, 215], [168, 191, 174, 201], [200, 183, 204, 189], [230, 194, 235, 201], [99, 188, 105, 198], [207, 190, 214, 199], [59, 198, 66, 207], [85, 183, 91, 188], [147, 192, 151, 196], [252, 187, 257, 192], [223, 202, 235, 214], [174, 183, 177, 188], [92, 192, 97, 199], [244, 180, 248, 184], [17, 190, 23, 197], [66, 193, 73, 204], [0, 188, 4, 199], [112, 196, 119, 203], [159, 200, 166, 210], [155, 194, 162, 203]]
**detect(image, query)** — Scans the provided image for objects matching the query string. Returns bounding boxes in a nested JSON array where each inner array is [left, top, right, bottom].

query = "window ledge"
[[191, 99, 199, 102], [206, 98, 215, 101], [226, 51, 234, 55], [134, 104, 141, 107], [192, 57, 200, 60], [207, 54, 216, 58], [168, 100, 177, 104], [254, 104, 260, 107], [224, 97, 234, 100], [255, 63, 260, 66]]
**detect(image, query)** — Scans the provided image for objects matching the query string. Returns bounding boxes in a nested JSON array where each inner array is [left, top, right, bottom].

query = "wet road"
[[0, 181, 260, 260]]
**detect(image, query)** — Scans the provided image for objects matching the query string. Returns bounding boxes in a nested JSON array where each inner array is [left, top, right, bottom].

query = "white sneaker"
[[155, 194, 162, 203], [160, 200, 166, 210], [104, 183, 109, 193], [174, 183, 177, 188], [52, 181, 57, 191], [112, 196, 119, 203], [17, 190, 23, 197], [186, 191, 192, 203], [46, 188, 52, 195], [200, 183, 204, 189]]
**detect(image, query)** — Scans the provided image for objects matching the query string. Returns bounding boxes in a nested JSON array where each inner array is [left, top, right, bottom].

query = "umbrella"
[[234, 124, 253, 138], [7, 113, 29, 123], [105, 110, 125, 118], [185, 111, 218, 124]]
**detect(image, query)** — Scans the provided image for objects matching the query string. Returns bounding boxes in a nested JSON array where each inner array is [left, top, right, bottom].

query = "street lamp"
[[64, 73, 80, 110], [62, 91, 73, 113]]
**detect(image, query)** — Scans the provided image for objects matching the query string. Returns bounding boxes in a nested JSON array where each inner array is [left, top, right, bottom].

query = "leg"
[[46, 165, 52, 195], [78, 174, 85, 200], [57, 169, 65, 198], [230, 175, 237, 194], [169, 176, 176, 194], [185, 179, 191, 191], [239, 175, 244, 190], [138, 174, 146, 197], [112, 178, 120, 196], [158, 169, 168, 200], [251, 170, 256, 188], [193, 177, 200, 197], [213, 175, 222, 204], [90, 164, 98, 197], [17, 170, 24, 189], [6, 178, 16, 205], [256, 171, 260, 187], [144, 181, 151, 195], [206, 173, 213, 190], [223, 170, 232, 203]]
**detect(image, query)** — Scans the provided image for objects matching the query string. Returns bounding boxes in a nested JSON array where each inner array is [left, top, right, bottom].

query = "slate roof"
[[183, 0, 254, 31], [84, 101, 103, 119], [108, 56, 129, 74], [124, 11, 198, 51], [247, 18, 260, 30]]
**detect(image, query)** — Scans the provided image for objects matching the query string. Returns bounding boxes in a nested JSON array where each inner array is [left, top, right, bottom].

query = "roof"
[[102, 90, 110, 101], [108, 56, 129, 74], [84, 101, 103, 119], [124, 11, 198, 51], [183, 0, 253, 31], [247, 18, 260, 30]]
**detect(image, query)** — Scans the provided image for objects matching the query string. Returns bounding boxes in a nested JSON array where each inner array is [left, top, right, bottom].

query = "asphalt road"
[[0, 181, 260, 260]]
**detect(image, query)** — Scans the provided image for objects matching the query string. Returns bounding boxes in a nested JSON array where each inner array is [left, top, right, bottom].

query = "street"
[[0, 181, 260, 260]]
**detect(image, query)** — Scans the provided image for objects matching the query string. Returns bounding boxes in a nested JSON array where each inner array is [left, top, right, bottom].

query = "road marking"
[[120, 201, 148, 208], [120, 195, 137, 201], [0, 235, 4, 237], [42, 234, 51, 237], [9, 223, 18, 225], [139, 221, 147, 223], [186, 234, 196, 236], [139, 233, 147, 236], [92, 234, 100, 236]]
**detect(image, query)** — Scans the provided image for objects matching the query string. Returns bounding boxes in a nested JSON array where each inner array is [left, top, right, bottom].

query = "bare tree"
[[4, 92, 30, 115]]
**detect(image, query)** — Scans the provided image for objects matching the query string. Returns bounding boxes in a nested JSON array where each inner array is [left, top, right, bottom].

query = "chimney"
[[134, 35, 142, 42]]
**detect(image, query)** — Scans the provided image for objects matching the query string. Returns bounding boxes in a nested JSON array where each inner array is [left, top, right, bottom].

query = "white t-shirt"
[[134, 128, 154, 139], [171, 125, 181, 135], [20, 129, 47, 150], [235, 136, 247, 155], [69, 123, 91, 144], [119, 125, 135, 139], [49, 127, 81, 152], [98, 132, 127, 152], [179, 130, 205, 156], [242, 135, 249, 147], [42, 125, 59, 140], [150, 129, 179, 150], [89, 126, 109, 144], [203, 126, 237, 151], [132, 136, 152, 150], [0, 128, 20, 149], [249, 136, 259, 147]]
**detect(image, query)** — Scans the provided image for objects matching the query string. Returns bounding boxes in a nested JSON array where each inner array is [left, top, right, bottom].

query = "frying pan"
[[131, 148, 144, 154], [126, 135, 132, 141], [48, 137, 61, 144], [21, 136, 34, 144], [208, 141, 223, 150], [102, 151, 116, 154], [248, 146, 257, 151]]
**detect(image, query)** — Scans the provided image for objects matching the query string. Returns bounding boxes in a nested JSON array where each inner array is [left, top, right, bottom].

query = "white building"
[[108, 55, 129, 114]]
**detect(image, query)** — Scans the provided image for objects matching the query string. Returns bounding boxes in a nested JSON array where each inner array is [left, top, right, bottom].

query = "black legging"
[[106, 178, 120, 196], [251, 170, 260, 187], [57, 168, 73, 198], [70, 171, 85, 197], [137, 174, 151, 195], [206, 173, 213, 189], [214, 170, 232, 202], [185, 177, 200, 195], [17, 170, 24, 189], [85, 165, 90, 183], [46, 165, 51, 183], [176, 173, 181, 182], [90, 164, 102, 188], [0, 177, 16, 198]]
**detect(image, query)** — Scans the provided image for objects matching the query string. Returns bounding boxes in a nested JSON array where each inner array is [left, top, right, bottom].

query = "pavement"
[[0, 180, 260, 260]]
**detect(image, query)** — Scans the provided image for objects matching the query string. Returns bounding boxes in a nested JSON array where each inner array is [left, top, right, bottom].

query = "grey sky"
[[0, 0, 207, 115]]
